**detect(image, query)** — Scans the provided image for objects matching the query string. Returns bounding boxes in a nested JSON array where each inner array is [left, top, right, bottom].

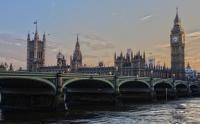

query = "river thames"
[[1, 97, 200, 124]]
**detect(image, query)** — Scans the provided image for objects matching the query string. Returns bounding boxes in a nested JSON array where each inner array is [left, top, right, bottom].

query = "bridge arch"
[[62, 78, 115, 107], [176, 83, 188, 97], [0, 76, 56, 93], [118, 79, 151, 102], [176, 83, 187, 88], [153, 80, 173, 88], [119, 79, 150, 88], [190, 84, 199, 96], [0, 76, 57, 109], [62, 78, 114, 90], [175, 82, 187, 87], [154, 80, 174, 99]]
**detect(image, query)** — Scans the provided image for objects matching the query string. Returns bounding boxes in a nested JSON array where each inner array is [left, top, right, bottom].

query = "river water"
[[1, 97, 200, 124]]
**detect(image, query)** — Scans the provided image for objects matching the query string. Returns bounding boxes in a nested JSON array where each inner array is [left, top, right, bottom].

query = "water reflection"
[[0, 98, 200, 124]]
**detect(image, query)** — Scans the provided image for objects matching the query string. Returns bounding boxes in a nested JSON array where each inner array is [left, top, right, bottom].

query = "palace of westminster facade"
[[26, 10, 187, 80]]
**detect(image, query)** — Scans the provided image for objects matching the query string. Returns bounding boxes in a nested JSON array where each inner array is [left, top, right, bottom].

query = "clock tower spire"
[[170, 8, 185, 80]]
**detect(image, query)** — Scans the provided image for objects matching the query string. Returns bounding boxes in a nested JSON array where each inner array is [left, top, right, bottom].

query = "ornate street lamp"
[[172, 73, 176, 99], [114, 66, 119, 94], [150, 70, 153, 86], [187, 75, 191, 97], [136, 74, 139, 79]]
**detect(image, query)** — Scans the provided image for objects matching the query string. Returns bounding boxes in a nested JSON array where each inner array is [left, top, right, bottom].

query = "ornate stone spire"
[[174, 7, 181, 25], [34, 21, 39, 40], [43, 32, 46, 41], [27, 32, 31, 41], [187, 62, 191, 68], [120, 51, 123, 58], [114, 52, 116, 61], [171, 7, 184, 34], [143, 51, 146, 62], [75, 34, 80, 49]]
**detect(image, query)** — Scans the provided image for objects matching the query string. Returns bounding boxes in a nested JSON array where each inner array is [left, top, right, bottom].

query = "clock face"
[[172, 36, 178, 43]]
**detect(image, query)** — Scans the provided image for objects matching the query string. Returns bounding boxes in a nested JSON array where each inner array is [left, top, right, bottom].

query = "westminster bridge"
[[0, 71, 199, 110]]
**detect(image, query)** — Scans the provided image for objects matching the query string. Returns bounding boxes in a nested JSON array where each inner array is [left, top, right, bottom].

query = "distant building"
[[27, 21, 46, 72], [70, 35, 82, 72], [0, 63, 15, 71], [147, 55, 155, 68], [0, 63, 7, 71], [185, 63, 197, 80], [57, 51, 67, 67], [170, 8, 185, 80], [38, 52, 70, 73], [114, 49, 171, 78], [114, 50, 146, 76]]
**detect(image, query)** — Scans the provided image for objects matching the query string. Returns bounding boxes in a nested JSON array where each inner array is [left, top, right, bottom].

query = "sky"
[[0, 0, 200, 71]]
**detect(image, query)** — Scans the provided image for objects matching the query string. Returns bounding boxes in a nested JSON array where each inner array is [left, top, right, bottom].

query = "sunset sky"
[[0, 0, 200, 71]]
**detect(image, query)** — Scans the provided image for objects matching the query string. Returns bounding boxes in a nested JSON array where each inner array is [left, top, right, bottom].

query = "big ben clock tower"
[[170, 8, 185, 80]]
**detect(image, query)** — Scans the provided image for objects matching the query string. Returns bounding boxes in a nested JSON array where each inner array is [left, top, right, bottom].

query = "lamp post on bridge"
[[150, 70, 155, 101], [114, 66, 120, 105], [54, 71, 64, 110], [172, 73, 177, 99], [114, 66, 119, 94], [136, 74, 139, 79], [187, 75, 191, 97]]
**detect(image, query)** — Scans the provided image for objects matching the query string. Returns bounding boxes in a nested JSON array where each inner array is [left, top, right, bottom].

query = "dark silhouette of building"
[[170, 8, 185, 80], [114, 50, 146, 76], [27, 21, 46, 72], [0, 63, 7, 71]]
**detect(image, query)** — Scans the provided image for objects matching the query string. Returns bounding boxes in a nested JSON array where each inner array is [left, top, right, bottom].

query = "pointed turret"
[[131, 51, 133, 60], [143, 51, 146, 62], [34, 21, 39, 40], [42, 32, 46, 64], [43, 32, 46, 42], [75, 34, 80, 49], [27, 32, 31, 41], [174, 7, 181, 25], [9, 63, 13, 71], [114, 52, 116, 61], [120, 51, 123, 58], [187, 62, 191, 68], [163, 62, 166, 70], [70, 55, 72, 65]]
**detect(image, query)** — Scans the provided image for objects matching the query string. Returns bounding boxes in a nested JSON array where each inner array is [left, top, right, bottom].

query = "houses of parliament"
[[25, 9, 187, 80]]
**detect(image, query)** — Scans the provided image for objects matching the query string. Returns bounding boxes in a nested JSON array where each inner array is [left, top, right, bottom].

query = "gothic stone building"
[[170, 9, 185, 80], [27, 22, 46, 72], [38, 51, 70, 73], [114, 50, 171, 78], [114, 50, 146, 76], [70, 35, 82, 72]]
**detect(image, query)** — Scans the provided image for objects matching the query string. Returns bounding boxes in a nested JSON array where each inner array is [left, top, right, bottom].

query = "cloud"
[[111, 12, 119, 16], [140, 15, 152, 21], [0, 33, 65, 69], [0, 56, 25, 70], [83, 54, 98, 59], [81, 34, 115, 50], [186, 31, 200, 43], [0, 33, 26, 47], [51, 0, 56, 8], [156, 43, 170, 48]]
